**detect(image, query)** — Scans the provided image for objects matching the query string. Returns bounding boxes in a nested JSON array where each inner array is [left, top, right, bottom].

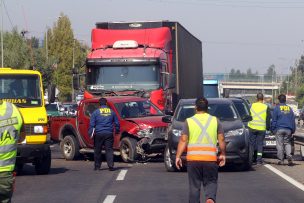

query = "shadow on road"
[[16, 164, 69, 176]]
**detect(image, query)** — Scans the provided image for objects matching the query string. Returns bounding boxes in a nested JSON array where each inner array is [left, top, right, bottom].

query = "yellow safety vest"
[[186, 113, 218, 162], [0, 101, 23, 172], [248, 102, 267, 131]]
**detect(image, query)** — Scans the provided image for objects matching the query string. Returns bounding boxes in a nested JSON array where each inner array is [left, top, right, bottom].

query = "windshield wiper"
[[14, 104, 30, 108], [219, 117, 236, 121], [91, 90, 118, 96]]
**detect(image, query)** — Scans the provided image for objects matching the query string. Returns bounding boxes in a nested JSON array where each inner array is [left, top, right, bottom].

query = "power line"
[[2, 0, 13, 29], [146, 0, 304, 8], [203, 40, 301, 47]]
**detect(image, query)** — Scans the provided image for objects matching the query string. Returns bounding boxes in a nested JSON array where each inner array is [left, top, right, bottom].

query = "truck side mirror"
[[223, 88, 230, 98], [162, 115, 172, 123], [168, 74, 176, 89], [73, 75, 80, 90]]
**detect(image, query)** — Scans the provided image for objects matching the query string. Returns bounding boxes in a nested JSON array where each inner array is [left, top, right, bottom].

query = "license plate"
[[266, 140, 276, 146]]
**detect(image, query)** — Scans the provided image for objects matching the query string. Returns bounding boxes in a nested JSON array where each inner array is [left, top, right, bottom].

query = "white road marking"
[[264, 164, 304, 192], [103, 195, 116, 203], [116, 169, 128, 181]]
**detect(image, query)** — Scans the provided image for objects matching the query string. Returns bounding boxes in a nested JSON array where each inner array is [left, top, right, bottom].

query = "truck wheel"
[[35, 147, 51, 175], [15, 163, 24, 175], [164, 145, 177, 172], [300, 145, 304, 161], [61, 135, 80, 160], [120, 137, 138, 162]]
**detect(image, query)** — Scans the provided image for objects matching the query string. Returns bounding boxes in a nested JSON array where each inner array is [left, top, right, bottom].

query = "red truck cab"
[[50, 96, 167, 162], [77, 21, 203, 113]]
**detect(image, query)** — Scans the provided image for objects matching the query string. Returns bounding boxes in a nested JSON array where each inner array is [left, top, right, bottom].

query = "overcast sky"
[[3, 0, 304, 74]]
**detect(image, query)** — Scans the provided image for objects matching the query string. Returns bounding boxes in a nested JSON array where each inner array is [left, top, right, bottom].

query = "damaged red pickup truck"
[[49, 96, 167, 162]]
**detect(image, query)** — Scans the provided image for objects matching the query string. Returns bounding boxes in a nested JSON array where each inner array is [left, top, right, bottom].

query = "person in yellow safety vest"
[[0, 100, 23, 203], [175, 97, 226, 203], [248, 93, 271, 165]]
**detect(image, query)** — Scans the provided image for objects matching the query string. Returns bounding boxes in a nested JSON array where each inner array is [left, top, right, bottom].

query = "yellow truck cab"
[[0, 68, 51, 174]]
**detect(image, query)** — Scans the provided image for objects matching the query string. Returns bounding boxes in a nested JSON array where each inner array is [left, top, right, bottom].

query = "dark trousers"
[[249, 128, 265, 162], [0, 171, 14, 203], [94, 132, 114, 169], [187, 161, 218, 203]]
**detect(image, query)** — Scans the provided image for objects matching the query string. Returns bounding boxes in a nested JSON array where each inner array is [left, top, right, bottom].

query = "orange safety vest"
[[186, 113, 218, 162]]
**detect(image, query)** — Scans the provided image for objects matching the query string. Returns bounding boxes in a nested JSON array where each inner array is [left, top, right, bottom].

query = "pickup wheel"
[[164, 145, 178, 172], [35, 147, 51, 175], [120, 137, 138, 162], [61, 135, 80, 160]]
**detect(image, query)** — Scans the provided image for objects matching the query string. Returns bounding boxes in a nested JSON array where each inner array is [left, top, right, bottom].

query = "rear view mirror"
[[242, 115, 252, 122], [162, 115, 172, 123], [168, 74, 176, 89], [165, 110, 174, 116]]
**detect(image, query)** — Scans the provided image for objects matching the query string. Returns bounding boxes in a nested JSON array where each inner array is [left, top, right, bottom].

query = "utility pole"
[[295, 60, 298, 95], [45, 27, 48, 61], [72, 39, 75, 102], [1, 0, 3, 68]]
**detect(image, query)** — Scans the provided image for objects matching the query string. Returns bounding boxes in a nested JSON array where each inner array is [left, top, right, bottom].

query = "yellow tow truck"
[[0, 68, 51, 174]]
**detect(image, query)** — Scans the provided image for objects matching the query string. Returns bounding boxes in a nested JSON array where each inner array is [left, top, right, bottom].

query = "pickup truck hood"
[[126, 116, 167, 128], [18, 107, 48, 124]]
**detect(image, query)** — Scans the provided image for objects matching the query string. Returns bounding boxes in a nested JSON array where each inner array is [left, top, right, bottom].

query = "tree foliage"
[[0, 28, 31, 68], [46, 13, 87, 101], [0, 14, 88, 102]]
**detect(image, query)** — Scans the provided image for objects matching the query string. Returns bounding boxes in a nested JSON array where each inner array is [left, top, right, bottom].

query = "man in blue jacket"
[[271, 94, 296, 166], [89, 98, 120, 171]]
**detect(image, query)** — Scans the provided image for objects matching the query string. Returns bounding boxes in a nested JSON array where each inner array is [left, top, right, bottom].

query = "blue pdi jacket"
[[271, 103, 296, 134], [88, 105, 120, 135]]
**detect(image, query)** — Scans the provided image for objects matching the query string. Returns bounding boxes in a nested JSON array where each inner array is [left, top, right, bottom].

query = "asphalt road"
[[12, 144, 304, 203]]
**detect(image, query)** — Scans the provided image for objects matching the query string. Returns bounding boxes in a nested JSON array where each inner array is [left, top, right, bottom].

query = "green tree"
[[0, 28, 31, 68], [47, 14, 87, 101]]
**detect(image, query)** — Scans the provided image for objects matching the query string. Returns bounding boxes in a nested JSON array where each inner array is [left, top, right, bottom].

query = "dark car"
[[162, 98, 253, 172], [229, 98, 277, 155]]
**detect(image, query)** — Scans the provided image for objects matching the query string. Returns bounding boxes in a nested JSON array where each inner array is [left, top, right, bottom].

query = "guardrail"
[[293, 134, 304, 160]]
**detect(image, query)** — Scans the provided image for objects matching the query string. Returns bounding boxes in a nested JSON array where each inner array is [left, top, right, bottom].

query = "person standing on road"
[[248, 93, 271, 165], [271, 94, 296, 166], [88, 98, 120, 171], [0, 100, 23, 203], [175, 97, 226, 203]]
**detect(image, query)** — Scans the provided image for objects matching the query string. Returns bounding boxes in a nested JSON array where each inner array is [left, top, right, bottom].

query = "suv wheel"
[[236, 145, 253, 171], [120, 137, 138, 162], [164, 145, 177, 172], [60, 135, 80, 160]]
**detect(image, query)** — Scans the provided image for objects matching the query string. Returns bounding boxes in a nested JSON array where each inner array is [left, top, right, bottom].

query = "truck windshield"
[[176, 103, 238, 122], [0, 74, 42, 107], [115, 100, 163, 119], [203, 84, 219, 98], [86, 64, 160, 91]]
